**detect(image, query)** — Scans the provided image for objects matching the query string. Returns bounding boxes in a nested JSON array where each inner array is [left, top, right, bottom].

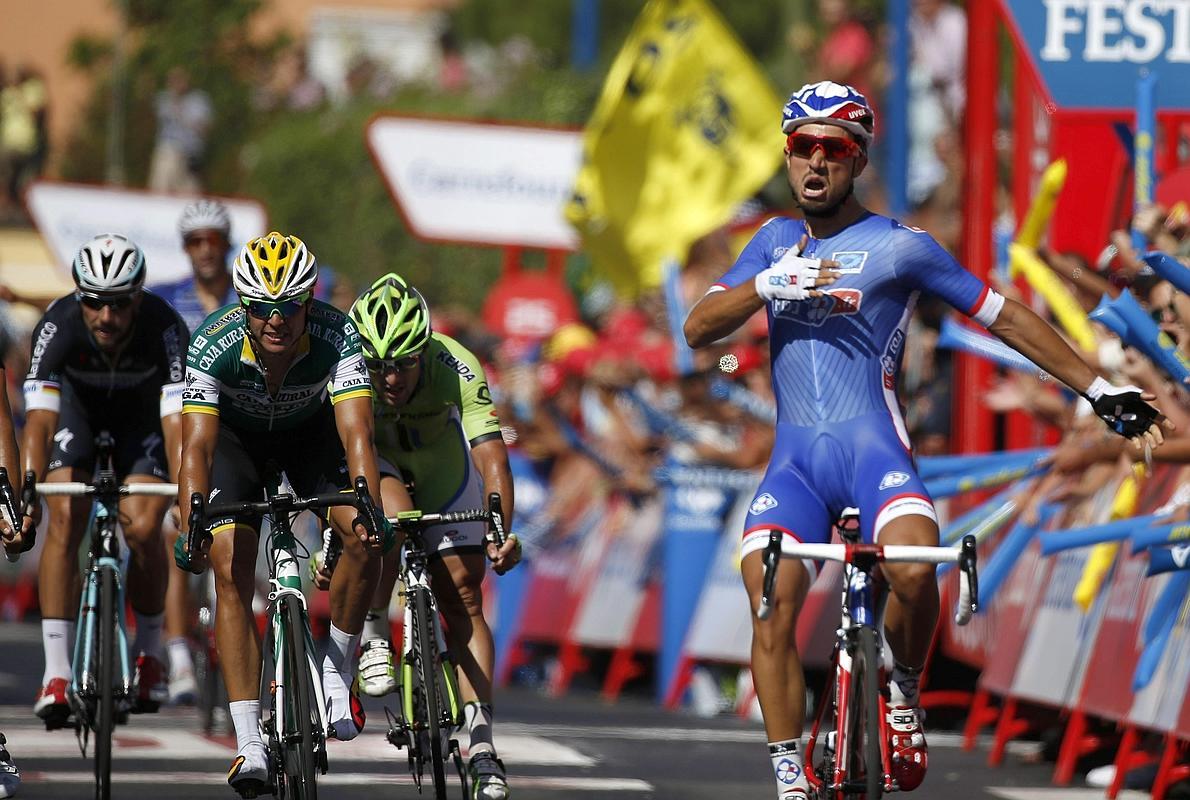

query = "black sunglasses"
[[78, 292, 137, 311]]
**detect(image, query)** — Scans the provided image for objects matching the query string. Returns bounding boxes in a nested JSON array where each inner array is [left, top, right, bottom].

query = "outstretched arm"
[[987, 298, 1172, 449]]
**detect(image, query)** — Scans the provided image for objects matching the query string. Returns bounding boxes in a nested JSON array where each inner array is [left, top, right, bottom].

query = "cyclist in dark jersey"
[[174, 232, 386, 797], [684, 81, 1170, 799], [0, 359, 25, 797], [18, 234, 188, 727]]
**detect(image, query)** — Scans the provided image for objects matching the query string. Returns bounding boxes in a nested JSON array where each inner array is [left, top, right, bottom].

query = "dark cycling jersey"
[[181, 299, 372, 432], [23, 291, 189, 419]]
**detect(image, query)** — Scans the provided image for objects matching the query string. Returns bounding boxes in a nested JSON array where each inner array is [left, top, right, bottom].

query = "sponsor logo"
[[882, 328, 905, 389], [208, 488, 221, 502], [750, 492, 779, 514], [773, 288, 863, 326], [776, 759, 801, 785], [53, 427, 73, 453], [831, 250, 868, 274], [1172, 544, 1190, 569], [28, 321, 58, 379], [436, 350, 476, 382], [879, 471, 911, 490], [203, 309, 242, 336]]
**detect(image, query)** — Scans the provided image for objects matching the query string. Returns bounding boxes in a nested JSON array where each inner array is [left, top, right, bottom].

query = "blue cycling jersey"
[[714, 212, 1003, 440], [716, 212, 1005, 548], [152, 275, 237, 333]]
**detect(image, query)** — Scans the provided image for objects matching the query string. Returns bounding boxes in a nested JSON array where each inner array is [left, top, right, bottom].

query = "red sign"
[[482, 269, 578, 341]]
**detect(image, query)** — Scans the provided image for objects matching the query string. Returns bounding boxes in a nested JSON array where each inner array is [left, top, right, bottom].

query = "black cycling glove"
[[1083, 377, 1163, 439]]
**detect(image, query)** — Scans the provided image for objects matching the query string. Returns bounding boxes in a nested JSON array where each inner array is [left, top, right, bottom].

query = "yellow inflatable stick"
[[1014, 159, 1068, 253], [1009, 243, 1097, 353], [1073, 464, 1145, 612]]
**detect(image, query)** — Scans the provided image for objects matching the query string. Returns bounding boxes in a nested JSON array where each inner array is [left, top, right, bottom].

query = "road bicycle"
[[185, 472, 386, 800], [386, 492, 507, 800], [757, 510, 979, 799], [30, 432, 179, 800]]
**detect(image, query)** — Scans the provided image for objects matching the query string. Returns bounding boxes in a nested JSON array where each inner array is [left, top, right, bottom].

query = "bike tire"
[[95, 567, 116, 800], [283, 596, 319, 800], [412, 586, 448, 800], [848, 625, 883, 799]]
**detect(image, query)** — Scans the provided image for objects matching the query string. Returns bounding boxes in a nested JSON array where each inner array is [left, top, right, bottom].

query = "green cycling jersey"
[[374, 333, 502, 511], [182, 300, 372, 432]]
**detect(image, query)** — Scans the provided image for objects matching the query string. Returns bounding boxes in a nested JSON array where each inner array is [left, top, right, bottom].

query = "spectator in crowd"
[[438, 26, 469, 94], [0, 65, 48, 218], [791, 0, 876, 107], [148, 68, 212, 194], [907, 0, 966, 207]]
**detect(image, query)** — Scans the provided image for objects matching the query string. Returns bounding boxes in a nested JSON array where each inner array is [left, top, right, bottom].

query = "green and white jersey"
[[182, 300, 372, 432], [374, 333, 502, 512]]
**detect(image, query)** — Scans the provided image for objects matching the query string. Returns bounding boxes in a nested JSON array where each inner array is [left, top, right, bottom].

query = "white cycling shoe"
[[469, 750, 510, 800], [227, 741, 270, 799], [323, 659, 365, 741], [358, 638, 397, 698]]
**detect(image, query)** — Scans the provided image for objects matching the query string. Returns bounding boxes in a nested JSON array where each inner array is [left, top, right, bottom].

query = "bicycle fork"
[[72, 558, 131, 732]]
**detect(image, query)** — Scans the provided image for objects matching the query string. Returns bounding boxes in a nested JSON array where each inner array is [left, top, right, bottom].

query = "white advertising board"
[[25, 182, 268, 286], [367, 115, 581, 250]]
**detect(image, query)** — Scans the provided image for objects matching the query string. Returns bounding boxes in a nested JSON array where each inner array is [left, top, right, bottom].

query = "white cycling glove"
[[754, 248, 824, 302]]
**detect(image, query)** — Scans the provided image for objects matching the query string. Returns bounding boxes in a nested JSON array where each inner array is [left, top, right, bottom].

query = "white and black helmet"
[[178, 198, 231, 239], [71, 234, 146, 297]]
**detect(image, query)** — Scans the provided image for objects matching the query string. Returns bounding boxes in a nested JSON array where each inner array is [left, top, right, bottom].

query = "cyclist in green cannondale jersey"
[[344, 273, 520, 800]]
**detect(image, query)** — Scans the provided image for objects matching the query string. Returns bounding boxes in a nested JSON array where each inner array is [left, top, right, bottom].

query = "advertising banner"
[[25, 181, 267, 286]]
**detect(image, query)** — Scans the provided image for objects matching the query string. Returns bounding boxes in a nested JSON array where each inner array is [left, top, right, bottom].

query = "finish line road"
[[0, 623, 1138, 799]]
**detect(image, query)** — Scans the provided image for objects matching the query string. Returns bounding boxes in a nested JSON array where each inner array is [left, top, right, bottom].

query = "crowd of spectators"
[[0, 64, 48, 223]]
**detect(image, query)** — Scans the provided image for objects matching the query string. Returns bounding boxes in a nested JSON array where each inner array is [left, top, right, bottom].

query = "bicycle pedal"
[[41, 711, 74, 731]]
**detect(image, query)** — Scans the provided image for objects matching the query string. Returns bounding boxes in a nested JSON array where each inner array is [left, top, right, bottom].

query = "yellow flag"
[[566, 0, 783, 295]]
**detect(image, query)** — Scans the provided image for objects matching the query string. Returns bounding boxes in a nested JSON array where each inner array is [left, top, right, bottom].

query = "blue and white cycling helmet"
[[781, 81, 875, 146]]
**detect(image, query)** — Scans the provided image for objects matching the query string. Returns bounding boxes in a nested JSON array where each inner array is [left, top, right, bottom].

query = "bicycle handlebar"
[[758, 535, 980, 626], [387, 508, 490, 528], [36, 482, 180, 497]]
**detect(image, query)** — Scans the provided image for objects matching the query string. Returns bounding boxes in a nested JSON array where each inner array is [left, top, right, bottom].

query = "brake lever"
[[757, 530, 782, 620]]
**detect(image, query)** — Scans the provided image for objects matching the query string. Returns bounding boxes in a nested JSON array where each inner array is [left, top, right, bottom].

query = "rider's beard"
[[794, 180, 855, 219]]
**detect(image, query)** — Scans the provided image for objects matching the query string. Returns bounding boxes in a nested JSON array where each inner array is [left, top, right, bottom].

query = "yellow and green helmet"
[[349, 272, 431, 359]]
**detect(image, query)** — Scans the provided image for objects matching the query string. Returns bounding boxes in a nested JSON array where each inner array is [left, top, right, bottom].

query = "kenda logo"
[[1039, 0, 1190, 64]]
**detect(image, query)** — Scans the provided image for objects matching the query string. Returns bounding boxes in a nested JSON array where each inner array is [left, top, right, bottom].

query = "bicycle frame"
[[260, 506, 331, 769], [758, 521, 979, 799], [35, 434, 180, 800]]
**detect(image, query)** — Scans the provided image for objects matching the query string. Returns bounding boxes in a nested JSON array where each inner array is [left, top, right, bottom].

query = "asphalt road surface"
[[0, 623, 1147, 800]]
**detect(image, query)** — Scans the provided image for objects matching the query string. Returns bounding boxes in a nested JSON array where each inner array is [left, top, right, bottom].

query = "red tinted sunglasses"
[[785, 132, 862, 161]]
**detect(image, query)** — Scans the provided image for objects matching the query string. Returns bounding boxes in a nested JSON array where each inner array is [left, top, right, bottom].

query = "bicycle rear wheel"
[[412, 586, 448, 800], [95, 567, 116, 800], [846, 625, 883, 799], [283, 596, 319, 800]]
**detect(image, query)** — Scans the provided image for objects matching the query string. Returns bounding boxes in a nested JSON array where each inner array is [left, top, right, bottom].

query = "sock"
[[363, 606, 389, 643], [464, 701, 495, 755], [41, 618, 75, 684], [768, 739, 808, 796], [132, 611, 165, 659], [167, 637, 194, 677], [325, 623, 361, 678], [229, 699, 263, 752], [889, 661, 923, 708]]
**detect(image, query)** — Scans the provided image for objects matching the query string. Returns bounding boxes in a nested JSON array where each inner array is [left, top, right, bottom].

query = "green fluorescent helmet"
[[349, 272, 432, 359]]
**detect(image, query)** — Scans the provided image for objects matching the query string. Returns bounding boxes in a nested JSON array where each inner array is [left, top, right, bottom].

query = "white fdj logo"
[[831, 250, 868, 274], [879, 471, 910, 490], [776, 758, 801, 784], [750, 492, 779, 514]]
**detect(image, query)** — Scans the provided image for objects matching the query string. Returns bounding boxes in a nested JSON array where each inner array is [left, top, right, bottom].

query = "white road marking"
[[21, 771, 653, 791], [989, 790, 1150, 799], [2, 725, 594, 767]]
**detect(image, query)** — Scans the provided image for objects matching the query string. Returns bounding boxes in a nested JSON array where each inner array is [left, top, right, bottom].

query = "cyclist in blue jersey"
[[154, 199, 238, 705], [684, 80, 1171, 800]]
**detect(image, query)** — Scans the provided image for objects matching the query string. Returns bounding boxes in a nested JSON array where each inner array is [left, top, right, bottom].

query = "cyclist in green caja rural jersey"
[[175, 232, 388, 798], [343, 273, 520, 800]]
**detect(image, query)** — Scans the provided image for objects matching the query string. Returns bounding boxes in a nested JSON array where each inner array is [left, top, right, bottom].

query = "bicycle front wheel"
[[846, 625, 883, 799], [412, 586, 448, 800], [95, 567, 116, 800], [283, 595, 320, 800]]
